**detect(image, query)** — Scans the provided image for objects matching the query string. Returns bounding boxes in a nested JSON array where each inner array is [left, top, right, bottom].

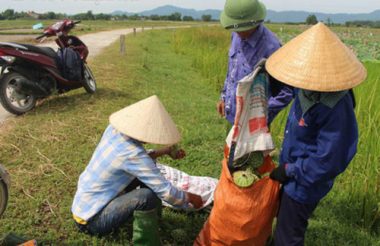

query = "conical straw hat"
[[266, 22, 367, 92], [109, 95, 181, 145]]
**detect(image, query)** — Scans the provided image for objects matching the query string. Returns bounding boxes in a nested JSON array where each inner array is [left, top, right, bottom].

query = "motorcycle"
[[0, 19, 96, 115], [0, 164, 9, 218]]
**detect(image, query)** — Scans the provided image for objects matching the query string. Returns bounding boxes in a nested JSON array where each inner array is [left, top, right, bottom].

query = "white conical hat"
[[266, 22, 367, 92], [109, 95, 181, 145]]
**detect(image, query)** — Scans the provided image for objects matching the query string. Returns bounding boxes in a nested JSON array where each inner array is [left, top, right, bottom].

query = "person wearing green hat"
[[217, 0, 293, 125]]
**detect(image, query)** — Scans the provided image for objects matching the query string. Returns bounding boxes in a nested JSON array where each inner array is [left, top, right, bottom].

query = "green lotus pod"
[[233, 169, 260, 188]]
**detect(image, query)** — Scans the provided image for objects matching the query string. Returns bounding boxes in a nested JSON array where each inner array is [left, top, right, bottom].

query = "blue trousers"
[[274, 191, 318, 246], [76, 187, 160, 236]]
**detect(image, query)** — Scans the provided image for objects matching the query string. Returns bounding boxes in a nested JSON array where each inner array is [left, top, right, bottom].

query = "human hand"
[[269, 165, 290, 184], [217, 100, 225, 117], [168, 145, 186, 160], [186, 192, 203, 209]]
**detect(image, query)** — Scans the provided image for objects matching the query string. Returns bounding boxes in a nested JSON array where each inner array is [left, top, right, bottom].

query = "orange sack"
[[194, 156, 280, 246]]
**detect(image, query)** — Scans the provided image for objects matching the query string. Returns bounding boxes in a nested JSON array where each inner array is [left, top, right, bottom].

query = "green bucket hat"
[[220, 0, 267, 32]]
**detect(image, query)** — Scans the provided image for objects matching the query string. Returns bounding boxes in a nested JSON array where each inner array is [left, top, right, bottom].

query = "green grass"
[[0, 26, 379, 245], [0, 28, 224, 244]]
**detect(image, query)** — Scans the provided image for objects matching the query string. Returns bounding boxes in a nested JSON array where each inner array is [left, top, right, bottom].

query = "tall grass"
[[171, 25, 380, 234], [172, 27, 230, 92], [350, 61, 380, 232]]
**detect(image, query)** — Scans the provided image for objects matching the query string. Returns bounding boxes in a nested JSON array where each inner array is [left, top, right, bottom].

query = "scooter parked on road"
[[0, 19, 96, 115], [0, 164, 10, 218]]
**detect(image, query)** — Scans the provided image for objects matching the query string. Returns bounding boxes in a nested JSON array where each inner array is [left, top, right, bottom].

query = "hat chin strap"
[[225, 20, 264, 30]]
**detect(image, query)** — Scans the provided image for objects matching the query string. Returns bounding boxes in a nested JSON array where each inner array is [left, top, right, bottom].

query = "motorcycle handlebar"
[[35, 33, 47, 40], [35, 20, 80, 40]]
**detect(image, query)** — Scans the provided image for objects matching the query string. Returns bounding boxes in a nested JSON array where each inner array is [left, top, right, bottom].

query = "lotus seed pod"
[[233, 169, 259, 188]]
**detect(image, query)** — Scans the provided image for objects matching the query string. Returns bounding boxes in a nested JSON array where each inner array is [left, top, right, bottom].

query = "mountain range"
[[112, 5, 380, 24]]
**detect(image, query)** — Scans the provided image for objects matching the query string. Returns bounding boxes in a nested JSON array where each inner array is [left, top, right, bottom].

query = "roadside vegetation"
[[0, 25, 378, 245]]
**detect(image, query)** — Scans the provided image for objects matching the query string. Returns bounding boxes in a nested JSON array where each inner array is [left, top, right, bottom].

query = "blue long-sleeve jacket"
[[281, 91, 358, 204]]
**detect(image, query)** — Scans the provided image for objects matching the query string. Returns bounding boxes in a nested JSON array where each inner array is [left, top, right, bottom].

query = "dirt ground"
[[0, 34, 36, 43]]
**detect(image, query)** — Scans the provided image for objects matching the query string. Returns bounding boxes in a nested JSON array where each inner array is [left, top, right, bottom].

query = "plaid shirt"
[[72, 125, 188, 222]]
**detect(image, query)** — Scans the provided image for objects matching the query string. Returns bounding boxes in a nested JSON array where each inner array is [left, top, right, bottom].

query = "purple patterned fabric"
[[221, 24, 291, 124]]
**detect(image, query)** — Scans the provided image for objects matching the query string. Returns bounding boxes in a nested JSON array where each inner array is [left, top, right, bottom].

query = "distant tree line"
[[0, 9, 66, 20], [268, 14, 380, 28], [306, 14, 318, 25], [0, 9, 215, 22], [0, 9, 29, 20], [2, 9, 379, 28], [305, 14, 380, 28], [345, 20, 380, 28], [76, 11, 214, 22]]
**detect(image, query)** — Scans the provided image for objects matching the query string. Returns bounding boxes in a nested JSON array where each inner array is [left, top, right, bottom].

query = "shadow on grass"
[[23, 87, 135, 116], [59, 209, 209, 246], [159, 209, 209, 246]]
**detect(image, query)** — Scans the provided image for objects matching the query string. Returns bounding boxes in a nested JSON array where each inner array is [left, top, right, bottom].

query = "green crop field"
[[0, 19, 202, 43], [0, 19, 198, 34], [0, 24, 378, 245]]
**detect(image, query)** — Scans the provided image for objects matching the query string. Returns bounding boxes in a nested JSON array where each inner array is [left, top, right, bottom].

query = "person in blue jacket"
[[265, 23, 367, 245]]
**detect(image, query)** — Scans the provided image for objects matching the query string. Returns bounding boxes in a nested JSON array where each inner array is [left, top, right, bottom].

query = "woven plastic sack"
[[195, 60, 280, 245], [157, 163, 218, 210], [226, 60, 275, 161], [194, 156, 279, 246]]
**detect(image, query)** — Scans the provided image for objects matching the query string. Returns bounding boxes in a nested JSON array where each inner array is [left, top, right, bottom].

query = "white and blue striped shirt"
[[72, 125, 188, 221]]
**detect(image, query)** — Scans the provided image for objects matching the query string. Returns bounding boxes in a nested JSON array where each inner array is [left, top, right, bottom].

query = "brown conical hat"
[[109, 95, 181, 145], [266, 22, 367, 92]]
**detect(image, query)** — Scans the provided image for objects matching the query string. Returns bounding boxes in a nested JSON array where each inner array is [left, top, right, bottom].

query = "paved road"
[[0, 27, 149, 123]]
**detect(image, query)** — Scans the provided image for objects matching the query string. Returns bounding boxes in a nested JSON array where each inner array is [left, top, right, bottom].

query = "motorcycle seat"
[[19, 44, 58, 59]]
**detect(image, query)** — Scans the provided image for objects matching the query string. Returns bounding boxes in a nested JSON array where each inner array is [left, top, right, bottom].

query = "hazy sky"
[[1, 0, 380, 14]]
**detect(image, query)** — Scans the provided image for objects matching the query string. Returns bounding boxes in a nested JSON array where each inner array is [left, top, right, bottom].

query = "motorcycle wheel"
[[0, 180, 8, 218], [83, 64, 96, 94], [0, 72, 37, 115]]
